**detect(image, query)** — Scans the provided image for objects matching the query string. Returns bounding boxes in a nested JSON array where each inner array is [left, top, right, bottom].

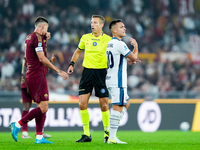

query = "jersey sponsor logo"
[[38, 42, 42, 47], [106, 76, 111, 80], [44, 94, 48, 99], [93, 42, 97, 46], [101, 88, 105, 93], [92, 39, 100, 41], [124, 45, 128, 50], [0, 106, 128, 129], [107, 43, 113, 48]]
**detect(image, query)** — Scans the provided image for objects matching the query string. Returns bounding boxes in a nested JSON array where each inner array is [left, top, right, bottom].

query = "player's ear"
[[42, 23, 47, 29], [100, 23, 104, 28], [41, 24, 44, 29], [112, 28, 116, 33]]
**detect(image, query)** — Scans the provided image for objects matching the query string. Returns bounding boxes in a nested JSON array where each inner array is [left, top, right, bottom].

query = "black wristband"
[[69, 61, 75, 67]]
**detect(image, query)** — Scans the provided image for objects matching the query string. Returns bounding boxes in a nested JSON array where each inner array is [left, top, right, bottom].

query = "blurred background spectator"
[[0, 0, 200, 98]]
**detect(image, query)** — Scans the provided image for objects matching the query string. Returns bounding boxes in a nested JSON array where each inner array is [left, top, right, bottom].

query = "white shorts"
[[107, 87, 129, 105]]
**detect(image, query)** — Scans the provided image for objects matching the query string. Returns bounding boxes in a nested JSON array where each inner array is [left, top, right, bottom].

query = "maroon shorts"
[[21, 88, 32, 103], [26, 75, 49, 103]]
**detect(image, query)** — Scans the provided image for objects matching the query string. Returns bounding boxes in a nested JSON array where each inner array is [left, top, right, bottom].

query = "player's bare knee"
[[125, 101, 130, 110], [100, 103, 109, 111], [23, 106, 30, 112], [23, 102, 31, 111], [40, 106, 48, 113], [43, 105, 48, 113], [99, 98, 109, 111], [39, 101, 49, 113], [23, 107, 30, 112], [79, 103, 87, 110]]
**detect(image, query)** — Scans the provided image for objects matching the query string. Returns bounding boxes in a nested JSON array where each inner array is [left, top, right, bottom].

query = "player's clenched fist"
[[46, 32, 51, 40], [129, 37, 138, 48], [127, 58, 141, 65]]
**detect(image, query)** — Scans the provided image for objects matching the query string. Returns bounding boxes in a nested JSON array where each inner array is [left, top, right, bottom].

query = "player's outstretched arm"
[[57, 70, 68, 80], [67, 48, 82, 74], [37, 51, 68, 80]]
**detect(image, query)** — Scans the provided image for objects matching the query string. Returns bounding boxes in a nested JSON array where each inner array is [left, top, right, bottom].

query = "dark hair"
[[35, 16, 49, 26], [109, 19, 122, 30], [92, 15, 105, 24]]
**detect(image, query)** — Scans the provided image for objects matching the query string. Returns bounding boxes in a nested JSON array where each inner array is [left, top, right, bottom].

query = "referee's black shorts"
[[79, 67, 109, 98]]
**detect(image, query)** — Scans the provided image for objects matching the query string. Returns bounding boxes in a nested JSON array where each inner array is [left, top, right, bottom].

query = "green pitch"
[[0, 130, 200, 150]]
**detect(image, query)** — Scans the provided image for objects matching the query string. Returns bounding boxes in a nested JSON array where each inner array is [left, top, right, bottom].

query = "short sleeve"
[[78, 35, 86, 50], [34, 34, 43, 52], [118, 42, 131, 57], [32, 35, 38, 48]]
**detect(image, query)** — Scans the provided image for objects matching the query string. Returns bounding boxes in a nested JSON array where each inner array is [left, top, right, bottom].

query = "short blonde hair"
[[92, 15, 105, 24], [35, 16, 49, 26]]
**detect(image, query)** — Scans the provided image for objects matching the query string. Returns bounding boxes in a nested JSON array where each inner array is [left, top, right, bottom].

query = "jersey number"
[[107, 51, 114, 69]]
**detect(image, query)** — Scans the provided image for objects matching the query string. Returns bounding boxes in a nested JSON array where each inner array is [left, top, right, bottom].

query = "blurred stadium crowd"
[[0, 0, 200, 98]]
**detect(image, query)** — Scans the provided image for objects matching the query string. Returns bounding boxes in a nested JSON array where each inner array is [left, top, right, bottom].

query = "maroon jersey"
[[21, 57, 28, 88], [25, 32, 48, 78]]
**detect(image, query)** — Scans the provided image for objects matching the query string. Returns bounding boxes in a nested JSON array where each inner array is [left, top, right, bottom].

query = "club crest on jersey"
[[124, 45, 128, 50], [101, 88, 105, 93], [44, 94, 48, 99], [93, 42, 97, 46], [38, 42, 42, 47]]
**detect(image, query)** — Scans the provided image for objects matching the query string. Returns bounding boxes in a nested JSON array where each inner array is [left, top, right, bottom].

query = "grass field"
[[0, 130, 200, 150]]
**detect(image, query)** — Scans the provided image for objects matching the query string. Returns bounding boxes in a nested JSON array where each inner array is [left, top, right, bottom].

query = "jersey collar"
[[91, 32, 104, 36], [112, 37, 120, 41]]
